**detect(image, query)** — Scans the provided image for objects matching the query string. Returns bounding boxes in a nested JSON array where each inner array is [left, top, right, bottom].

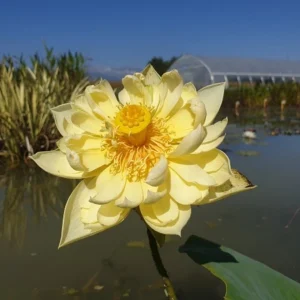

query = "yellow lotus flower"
[[31, 65, 254, 248]]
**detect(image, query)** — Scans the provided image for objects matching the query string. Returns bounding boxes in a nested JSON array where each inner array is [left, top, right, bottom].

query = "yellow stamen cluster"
[[104, 118, 173, 182]]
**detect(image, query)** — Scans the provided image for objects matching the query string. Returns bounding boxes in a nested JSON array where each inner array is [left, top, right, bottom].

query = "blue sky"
[[1, 0, 300, 69]]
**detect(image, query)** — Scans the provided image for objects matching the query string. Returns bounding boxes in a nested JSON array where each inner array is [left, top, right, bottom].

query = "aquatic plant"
[[223, 82, 300, 108], [30, 66, 300, 299]]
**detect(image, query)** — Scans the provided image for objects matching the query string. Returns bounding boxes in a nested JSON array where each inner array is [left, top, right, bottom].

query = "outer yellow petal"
[[156, 70, 183, 118], [71, 110, 105, 135], [66, 149, 85, 171], [198, 82, 225, 126], [188, 97, 207, 126], [145, 156, 168, 186], [170, 124, 206, 157], [51, 104, 83, 136], [177, 149, 232, 186], [91, 167, 126, 204], [118, 88, 131, 106], [59, 179, 104, 248], [115, 180, 144, 208], [72, 94, 94, 116], [203, 118, 228, 143], [181, 82, 198, 105], [207, 156, 232, 186], [122, 75, 147, 105], [31, 150, 85, 179], [166, 106, 194, 139], [142, 64, 161, 85], [151, 82, 168, 114], [140, 201, 191, 236], [79, 149, 110, 172], [168, 159, 216, 186], [141, 182, 167, 204], [95, 80, 119, 104], [85, 82, 119, 121], [169, 169, 208, 205], [98, 201, 130, 226], [194, 169, 256, 205], [64, 134, 103, 151], [152, 194, 179, 223], [192, 135, 225, 154], [192, 149, 232, 173]]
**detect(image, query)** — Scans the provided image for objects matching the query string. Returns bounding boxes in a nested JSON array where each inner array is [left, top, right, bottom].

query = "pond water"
[[1, 107, 300, 300]]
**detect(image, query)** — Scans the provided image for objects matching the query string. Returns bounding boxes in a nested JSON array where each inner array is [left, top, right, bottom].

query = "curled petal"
[[57, 138, 68, 153], [115, 181, 144, 208], [142, 182, 167, 204], [146, 156, 168, 186], [30, 150, 85, 179], [152, 195, 179, 223], [140, 200, 191, 236], [72, 94, 94, 116], [59, 179, 103, 248], [195, 169, 256, 205], [80, 150, 110, 172], [85, 83, 119, 120], [118, 88, 131, 106], [91, 168, 126, 204], [198, 82, 225, 126], [66, 149, 85, 171], [203, 118, 228, 143], [169, 169, 208, 205], [71, 111, 105, 135], [166, 106, 195, 139], [156, 70, 183, 118], [188, 97, 207, 126], [192, 149, 232, 174], [181, 82, 198, 105], [192, 135, 225, 154], [122, 75, 147, 105], [51, 104, 83, 136], [170, 124, 206, 157], [169, 159, 216, 186], [64, 134, 103, 151], [142, 64, 161, 85], [207, 152, 232, 185], [98, 201, 130, 226]]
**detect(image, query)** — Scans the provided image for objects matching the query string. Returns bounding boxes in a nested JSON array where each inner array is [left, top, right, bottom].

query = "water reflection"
[[0, 166, 76, 249]]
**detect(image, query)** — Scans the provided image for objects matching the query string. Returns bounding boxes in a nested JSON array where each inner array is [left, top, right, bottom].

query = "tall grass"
[[0, 47, 89, 164], [223, 82, 300, 108]]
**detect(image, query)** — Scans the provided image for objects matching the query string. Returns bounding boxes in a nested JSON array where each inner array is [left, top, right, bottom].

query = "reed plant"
[[223, 82, 300, 108], [0, 47, 89, 164]]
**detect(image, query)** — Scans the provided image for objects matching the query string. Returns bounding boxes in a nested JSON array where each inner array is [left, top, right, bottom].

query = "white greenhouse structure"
[[169, 55, 300, 89]]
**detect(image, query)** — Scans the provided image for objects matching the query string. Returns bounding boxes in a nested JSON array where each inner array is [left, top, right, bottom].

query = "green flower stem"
[[146, 227, 178, 300]]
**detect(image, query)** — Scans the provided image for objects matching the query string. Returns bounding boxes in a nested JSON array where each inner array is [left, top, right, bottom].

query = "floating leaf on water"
[[126, 241, 147, 248], [122, 289, 131, 297], [237, 150, 259, 157], [204, 221, 218, 229], [93, 285, 104, 291], [180, 235, 300, 300], [62, 288, 79, 296]]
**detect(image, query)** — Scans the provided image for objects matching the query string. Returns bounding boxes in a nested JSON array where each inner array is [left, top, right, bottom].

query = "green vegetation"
[[0, 47, 89, 164], [223, 82, 300, 107]]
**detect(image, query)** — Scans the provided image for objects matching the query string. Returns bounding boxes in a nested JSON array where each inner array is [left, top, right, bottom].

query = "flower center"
[[114, 104, 152, 146], [104, 113, 174, 182]]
